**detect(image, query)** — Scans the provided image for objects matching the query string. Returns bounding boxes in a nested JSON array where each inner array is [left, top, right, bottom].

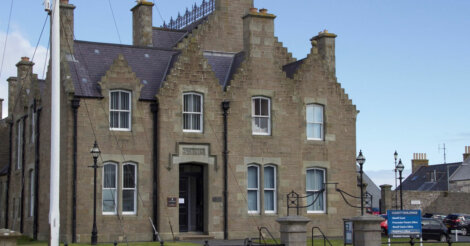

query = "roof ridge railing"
[[162, 0, 215, 30]]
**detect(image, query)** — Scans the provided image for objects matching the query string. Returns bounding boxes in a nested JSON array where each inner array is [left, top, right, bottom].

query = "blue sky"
[[0, 0, 469, 188]]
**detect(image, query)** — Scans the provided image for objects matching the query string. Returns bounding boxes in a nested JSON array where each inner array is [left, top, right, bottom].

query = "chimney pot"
[[60, 0, 69, 3], [250, 7, 258, 13], [463, 146, 470, 161], [259, 8, 268, 14], [21, 57, 30, 62]]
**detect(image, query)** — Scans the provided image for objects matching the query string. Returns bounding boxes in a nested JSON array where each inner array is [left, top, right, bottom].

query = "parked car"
[[421, 218, 449, 242], [443, 213, 470, 236]]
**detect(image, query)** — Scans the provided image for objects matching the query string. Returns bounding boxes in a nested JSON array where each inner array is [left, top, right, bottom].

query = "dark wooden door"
[[179, 164, 204, 232]]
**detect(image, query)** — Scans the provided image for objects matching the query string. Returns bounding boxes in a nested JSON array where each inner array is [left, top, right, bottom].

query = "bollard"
[[204, 240, 209, 246], [114, 241, 118, 246], [160, 240, 164, 246], [64, 242, 68, 246]]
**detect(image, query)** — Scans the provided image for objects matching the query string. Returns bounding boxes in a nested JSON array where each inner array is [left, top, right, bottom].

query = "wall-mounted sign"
[[167, 197, 177, 207], [410, 200, 421, 205]]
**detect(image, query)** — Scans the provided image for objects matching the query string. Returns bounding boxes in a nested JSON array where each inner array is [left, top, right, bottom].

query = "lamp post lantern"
[[89, 141, 101, 245], [396, 159, 404, 210], [394, 151, 398, 209], [356, 150, 366, 215]]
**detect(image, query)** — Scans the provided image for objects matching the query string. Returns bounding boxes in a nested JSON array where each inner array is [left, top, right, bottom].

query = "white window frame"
[[122, 163, 137, 215], [263, 165, 277, 214], [247, 165, 260, 214], [17, 120, 23, 170], [29, 169, 35, 217], [306, 168, 326, 214], [109, 90, 132, 131], [306, 104, 324, 140], [182, 92, 203, 133], [252, 97, 271, 135], [102, 163, 118, 215]]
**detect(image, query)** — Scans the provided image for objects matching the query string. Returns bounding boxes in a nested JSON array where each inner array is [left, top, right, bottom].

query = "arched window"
[[247, 165, 260, 213], [264, 165, 277, 213], [103, 163, 117, 214], [110, 90, 131, 131], [306, 104, 324, 140], [306, 168, 326, 213], [122, 163, 137, 214], [183, 92, 203, 132], [252, 97, 271, 135]]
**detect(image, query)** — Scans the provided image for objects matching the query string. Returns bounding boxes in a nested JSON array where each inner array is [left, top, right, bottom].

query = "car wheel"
[[440, 234, 447, 242], [461, 227, 467, 236]]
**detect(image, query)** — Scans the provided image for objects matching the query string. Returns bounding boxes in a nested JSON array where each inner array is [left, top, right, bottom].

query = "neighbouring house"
[[380, 148, 470, 214], [1, 0, 360, 243]]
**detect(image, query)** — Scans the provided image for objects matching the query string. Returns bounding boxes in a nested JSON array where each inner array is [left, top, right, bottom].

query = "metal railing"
[[286, 189, 325, 216], [381, 237, 470, 245], [311, 227, 333, 246], [162, 0, 215, 30]]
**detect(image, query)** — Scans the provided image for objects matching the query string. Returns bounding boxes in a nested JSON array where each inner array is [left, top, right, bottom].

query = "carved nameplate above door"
[[170, 143, 217, 170]]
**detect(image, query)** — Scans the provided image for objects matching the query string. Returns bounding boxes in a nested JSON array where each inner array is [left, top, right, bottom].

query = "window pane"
[[307, 123, 314, 139], [307, 191, 324, 211], [254, 99, 260, 116], [110, 112, 119, 128], [110, 92, 119, 110], [307, 106, 314, 123], [184, 94, 190, 112], [192, 114, 200, 130], [260, 99, 269, 116], [188, 94, 194, 112], [120, 112, 130, 129], [121, 92, 130, 110], [183, 114, 191, 130], [313, 124, 322, 139], [122, 190, 135, 212], [247, 166, 258, 189], [264, 167, 274, 189], [264, 190, 274, 211], [194, 95, 201, 112], [103, 189, 116, 212], [104, 165, 116, 188], [123, 165, 135, 188], [248, 190, 258, 211], [314, 105, 323, 122]]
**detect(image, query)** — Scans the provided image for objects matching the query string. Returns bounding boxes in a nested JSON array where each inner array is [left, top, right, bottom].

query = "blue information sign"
[[387, 210, 422, 236]]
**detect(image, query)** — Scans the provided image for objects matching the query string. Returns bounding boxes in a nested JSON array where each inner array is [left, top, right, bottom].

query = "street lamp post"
[[356, 150, 366, 216], [394, 151, 398, 209], [89, 141, 101, 245], [396, 159, 404, 210]]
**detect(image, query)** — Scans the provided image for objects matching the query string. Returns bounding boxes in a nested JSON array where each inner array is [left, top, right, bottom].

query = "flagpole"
[[49, 0, 61, 245]]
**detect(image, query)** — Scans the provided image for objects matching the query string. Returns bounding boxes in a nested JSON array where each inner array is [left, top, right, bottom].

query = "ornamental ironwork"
[[162, 0, 215, 30]]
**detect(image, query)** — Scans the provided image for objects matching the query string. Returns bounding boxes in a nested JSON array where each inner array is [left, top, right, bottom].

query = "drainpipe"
[[33, 106, 41, 240], [150, 101, 159, 241], [222, 101, 230, 240], [5, 120, 13, 228], [20, 117, 26, 233], [71, 98, 80, 243]]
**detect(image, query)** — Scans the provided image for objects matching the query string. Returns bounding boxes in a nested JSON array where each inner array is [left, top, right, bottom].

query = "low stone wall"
[[389, 190, 470, 214]]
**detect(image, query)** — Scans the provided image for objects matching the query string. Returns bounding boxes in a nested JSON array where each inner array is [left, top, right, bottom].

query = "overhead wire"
[[0, 0, 14, 79]]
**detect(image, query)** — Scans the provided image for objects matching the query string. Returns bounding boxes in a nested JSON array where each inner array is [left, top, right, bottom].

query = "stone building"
[[380, 148, 470, 214], [1, 0, 360, 243]]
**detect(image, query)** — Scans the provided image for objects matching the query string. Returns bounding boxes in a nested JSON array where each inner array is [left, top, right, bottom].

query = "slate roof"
[[450, 158, 470, 181], [204, 51, 245, 89], [283, 59, 305, 79], [152, 28, 187, 49], [70, 40, 179, 100], [400, 162, 462, 191]]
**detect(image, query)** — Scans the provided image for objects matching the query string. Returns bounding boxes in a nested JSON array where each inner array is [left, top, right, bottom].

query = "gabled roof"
[[204, 51, 245, 89], [400, 162, 461, 191], [152, 28, 187, 49], [70, 40, 179, 100], [283, 58, 305, 79], [450, 158, 470, 181]]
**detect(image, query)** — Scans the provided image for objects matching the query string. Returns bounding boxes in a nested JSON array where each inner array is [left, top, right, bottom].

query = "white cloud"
[[0, 30, 48, 119]]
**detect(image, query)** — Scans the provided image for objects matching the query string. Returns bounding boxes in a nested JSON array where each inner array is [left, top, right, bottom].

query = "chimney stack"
[[412, 153, 429, 173], [463, 146, 470, 162], [243, 8, 276, 60], [60, 0, 76, 54], [311, 30, 337, 76], [132, 0, 154, 47], [0, 98, 3, 119]]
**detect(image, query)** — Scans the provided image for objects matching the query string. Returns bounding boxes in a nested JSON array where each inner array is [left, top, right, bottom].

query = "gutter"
[[222, 101, 230, 240], [150, 101, 159, 241], [71, 98, 80, 243]]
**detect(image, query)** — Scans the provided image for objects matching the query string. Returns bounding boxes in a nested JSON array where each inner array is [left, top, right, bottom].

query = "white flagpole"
[[49, 0, 60, 245]]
